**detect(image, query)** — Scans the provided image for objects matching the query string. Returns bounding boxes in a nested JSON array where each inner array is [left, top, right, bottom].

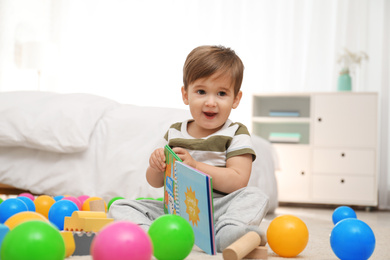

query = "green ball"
[[148, 214, 194, 260], [1, 220, 65, 260], [107, 196, 125, 210]]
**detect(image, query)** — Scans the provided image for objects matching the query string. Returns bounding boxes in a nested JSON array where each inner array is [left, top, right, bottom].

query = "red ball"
[[91, 221, 152, 260]]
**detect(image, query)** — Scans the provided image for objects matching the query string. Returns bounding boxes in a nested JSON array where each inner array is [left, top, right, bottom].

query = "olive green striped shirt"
[[164, 119, 256, 167]]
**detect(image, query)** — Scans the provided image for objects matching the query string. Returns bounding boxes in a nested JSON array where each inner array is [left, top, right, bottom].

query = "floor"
[[68, 206, 390, 260]]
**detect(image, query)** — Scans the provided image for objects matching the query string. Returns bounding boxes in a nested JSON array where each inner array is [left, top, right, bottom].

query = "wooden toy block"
[[64, 211, 113, 232], [72, 232, 96, 256], [60, 231, 76, 257], [223, 231, 261, 260], [244, 246, 268, 259], [89, 199, 106, 212]]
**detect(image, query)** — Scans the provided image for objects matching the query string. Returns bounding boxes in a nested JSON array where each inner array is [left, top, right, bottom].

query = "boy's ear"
[[181, 86, 189, 105], [232, 91, 242, 109]]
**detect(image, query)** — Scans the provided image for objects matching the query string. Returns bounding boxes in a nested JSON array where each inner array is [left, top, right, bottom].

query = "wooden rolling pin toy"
[[223, 231, 267, 260]]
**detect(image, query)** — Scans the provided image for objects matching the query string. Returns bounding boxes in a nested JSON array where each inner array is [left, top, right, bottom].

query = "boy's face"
[[181, 72, 242, 137]]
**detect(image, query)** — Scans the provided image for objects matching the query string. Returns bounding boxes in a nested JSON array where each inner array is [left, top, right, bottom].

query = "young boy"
[[109, 45, 269, 252]]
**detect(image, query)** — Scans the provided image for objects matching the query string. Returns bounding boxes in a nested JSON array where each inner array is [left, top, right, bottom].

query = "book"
[[269, 132, 301, 143], [269, 110, 300, 117], [163, 145, 216, 255]]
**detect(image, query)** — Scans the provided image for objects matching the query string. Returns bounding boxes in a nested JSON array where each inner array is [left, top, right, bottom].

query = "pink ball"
[[18, 193, 35, 201], [61, 196, 82, 210], [77, 195, 90, 206], [91, 221, 152, 260]]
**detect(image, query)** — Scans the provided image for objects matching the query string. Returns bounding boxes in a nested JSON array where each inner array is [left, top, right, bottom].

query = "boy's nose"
[[205, 96, 217, 107]]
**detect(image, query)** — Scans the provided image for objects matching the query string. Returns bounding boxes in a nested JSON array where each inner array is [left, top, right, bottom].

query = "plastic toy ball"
[[148, 214, 195, 260], [4, 211, 49, 230], [16, 196, 35, 211], [0, 220, 65, 260], [48, 200, 79, 230], [91, 221, 152, 260], [77, 195, 90, 205], [107, 196, 125, 210], [18, 192, 35, 201], [332, 206, 357, 225], [82, 197, 107, 212], [330, 218, 375, 260], [34, 195, 56, 219], [61, 196, 82, 210], [0, 224, 9, 247], [53, 195, 65, 201], [0, 198, 28, 223], [0, 198, 3, 204], [267, 214, 309, 258]]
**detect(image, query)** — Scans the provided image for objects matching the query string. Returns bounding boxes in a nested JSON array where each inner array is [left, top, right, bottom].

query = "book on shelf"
[[163, 145, 216, 255], [269, 110, 300, 117], [269, 132, 301, 143]]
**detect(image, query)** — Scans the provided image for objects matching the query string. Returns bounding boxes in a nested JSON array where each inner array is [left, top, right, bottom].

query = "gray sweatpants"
[[108, 186, 269, 248]]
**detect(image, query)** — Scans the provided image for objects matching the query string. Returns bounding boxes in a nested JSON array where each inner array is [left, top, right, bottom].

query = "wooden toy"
[[61, 231, 76, 257], [64, 211, 113, 232], [222, 231, 267, 260], [73, 232, 96, 256], [245, 246, 268, 259], [89, 199, 106, 212]]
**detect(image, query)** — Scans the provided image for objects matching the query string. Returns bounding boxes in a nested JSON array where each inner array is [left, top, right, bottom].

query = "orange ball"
[[34, 195, 56, 219], [82, 197, 107, 212], [267, 214, 309, 257], [4, 211, 49, 230]]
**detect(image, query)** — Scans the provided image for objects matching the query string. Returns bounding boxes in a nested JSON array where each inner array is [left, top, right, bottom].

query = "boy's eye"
[[197, 90, 206, 95], [218, 92, 227, 97]]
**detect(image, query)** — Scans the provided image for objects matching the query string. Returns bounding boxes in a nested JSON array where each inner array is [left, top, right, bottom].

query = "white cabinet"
[[252, 92, 378, 206]]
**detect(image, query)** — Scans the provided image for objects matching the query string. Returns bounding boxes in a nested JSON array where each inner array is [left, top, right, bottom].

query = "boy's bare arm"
[[173, 147, 253, 194], [146, 148, 165, 188], [146, 166, 164, 188]]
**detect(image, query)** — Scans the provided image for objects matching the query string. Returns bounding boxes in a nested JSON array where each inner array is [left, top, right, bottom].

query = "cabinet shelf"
[[252, 92, 378, 207]]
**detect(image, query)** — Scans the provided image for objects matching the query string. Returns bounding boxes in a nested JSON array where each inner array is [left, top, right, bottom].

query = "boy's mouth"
[[204, 112, 217, 119]]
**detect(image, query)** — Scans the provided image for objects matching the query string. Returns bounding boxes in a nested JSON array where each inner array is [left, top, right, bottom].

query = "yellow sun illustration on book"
[[185, 187, 200, 226]]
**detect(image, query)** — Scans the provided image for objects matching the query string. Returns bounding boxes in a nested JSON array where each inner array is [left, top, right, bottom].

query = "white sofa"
[[0, 91, 278, 212]]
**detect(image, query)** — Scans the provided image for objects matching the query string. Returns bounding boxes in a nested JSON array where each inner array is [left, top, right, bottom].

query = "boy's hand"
[[172, 147, 197, 169], [149, 148, 166, 172]]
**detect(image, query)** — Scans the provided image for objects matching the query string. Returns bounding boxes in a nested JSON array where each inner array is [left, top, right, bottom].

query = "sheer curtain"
[[0, 0, 389, 209]]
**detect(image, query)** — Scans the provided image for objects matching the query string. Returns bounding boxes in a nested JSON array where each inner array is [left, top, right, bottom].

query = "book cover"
[[164, 145, 182, 215], [163, 145, 216, 255]]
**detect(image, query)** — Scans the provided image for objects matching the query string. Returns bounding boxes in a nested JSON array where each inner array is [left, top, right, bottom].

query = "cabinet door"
[[312, 148, 375, 176], [312, 175, 376, 205], [313, 94, 377, 147], [275, 145, 311, 202]]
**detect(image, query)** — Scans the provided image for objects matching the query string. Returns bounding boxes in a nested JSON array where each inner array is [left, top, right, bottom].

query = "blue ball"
[[0, 198, 28, 223], [53, 195, 65, 201], [0, 224, 10, 247], [17, 196, 36, 211], [332, 206, 357, 225], [48, 200, 78, 230], [330, 218, 375, 260]]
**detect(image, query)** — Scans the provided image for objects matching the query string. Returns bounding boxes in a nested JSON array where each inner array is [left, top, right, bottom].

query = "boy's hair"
[[183, 45, 244, 97]]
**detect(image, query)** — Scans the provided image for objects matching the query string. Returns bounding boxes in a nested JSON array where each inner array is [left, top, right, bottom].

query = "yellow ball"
[[267, 214, 309, 257]]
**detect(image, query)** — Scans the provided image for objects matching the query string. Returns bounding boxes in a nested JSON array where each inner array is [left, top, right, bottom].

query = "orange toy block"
[[64, 211, 113, 232], [61, 231, 76, 257]]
